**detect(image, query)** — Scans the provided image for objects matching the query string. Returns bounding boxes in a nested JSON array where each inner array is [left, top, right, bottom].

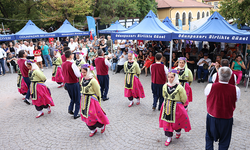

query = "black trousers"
[[116, 65, 124, 73], [206, 114, 233, 150], [7, 60, 18, 72], [128, 96, 139, 101], [165, 129, 181, 137], [87, 122, 104, 130], [35, 104, 49, 111]]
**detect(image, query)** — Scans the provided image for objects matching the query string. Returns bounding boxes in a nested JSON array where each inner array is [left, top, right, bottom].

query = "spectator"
[[208, 56, 221, 83], [201, 44, 209, 54], [141, 51, 155, 76], [8, 42, 15, 54], [106, 36, 112, 49], [88, 48, 95, 66], [185, 44, 191, 53], [2, 43, 9, 54], [27, 42, 34, 60], [119, 39, 126, 52], [138, 42, 145, 51], [197, 53, 211, 83], [55, 40, 63, 54], [6, 53, 18, 72], [116, 50, 128, 73], [170, 52, 178, 68], [33, 45, 43, 71], [111, 49, 121, 72], [93, 36, 99, 50], [41, 41, 53, 68], [204, 67, 240, 150], [100, 40, 107, 52], [229, 51, 237, 66], [137, 50, 145, 68], [68, 38, 78, 59], [49, 42, 56, 59], [231, 55, 246, 85], [186, 53, 195, 75], [14, 43, 21, 57], [0, 47, 7, 76], [113, 40, 120, 51]]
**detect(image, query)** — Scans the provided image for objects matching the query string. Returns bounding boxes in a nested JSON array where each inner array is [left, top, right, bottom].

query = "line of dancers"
[[16, 49, 194, 146]]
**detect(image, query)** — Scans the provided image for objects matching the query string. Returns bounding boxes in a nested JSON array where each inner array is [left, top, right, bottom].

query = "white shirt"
[[197, 58, 211, 67], [68, 42, 77, 53], [118, 54, 128, 65], [27, 46, 34, 56], [82, 48, 88, 57], [66, 60, 81, 77], [204, 81, 241, 102], [212, 72, 237, 83], [118, 40, 125, 48], [97, 56, 111, 67], [0, 48, 6, 58], [150, 62, 168, 76]]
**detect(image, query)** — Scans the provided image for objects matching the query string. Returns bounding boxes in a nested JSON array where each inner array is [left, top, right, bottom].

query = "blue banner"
[[178, 19, 182, 30], [86, 16, 96, 37]]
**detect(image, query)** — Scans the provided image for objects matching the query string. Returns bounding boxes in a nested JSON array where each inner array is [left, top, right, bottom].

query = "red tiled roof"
[[156, 0, 213, 8], [204, 0, 220, 2]]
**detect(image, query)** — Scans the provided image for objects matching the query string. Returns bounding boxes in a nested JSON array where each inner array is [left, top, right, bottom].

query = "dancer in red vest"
[[95, 50, 110, 101], [212, 59, 236, 85], [205, 67, 240, 150], [17, 50, 31, 105], [62, 51, 81, 119], [150, 53, 168, 110]]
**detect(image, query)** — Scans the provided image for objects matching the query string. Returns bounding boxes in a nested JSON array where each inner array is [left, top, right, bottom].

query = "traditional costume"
[[80, 64, 109, 137], [159, 69, 191, 146], [52, 50, 64, 88], [62, 58, 81, 119], [150, 62, 168, 110], [175, 57, 193, 111], [17, 69, 28, 96], [17, 58, 31, 105], [75, 52, 86, 67], [124, 51, 145, 107], [95, 56, 111, 101], [27, 60, 54, 118]]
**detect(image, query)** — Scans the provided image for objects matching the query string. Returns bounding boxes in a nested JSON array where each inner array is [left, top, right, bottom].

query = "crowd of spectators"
[[0, 37, 249, 85]]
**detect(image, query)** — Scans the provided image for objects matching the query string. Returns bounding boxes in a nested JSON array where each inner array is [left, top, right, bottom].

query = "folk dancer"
[[80, 64, 109, 137], [159, 69, 191, 146], [52, 49, 64, 88]]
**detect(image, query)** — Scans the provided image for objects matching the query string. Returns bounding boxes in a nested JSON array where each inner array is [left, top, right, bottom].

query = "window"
[[202, 12, 205, 18], [182, 12, 186, 25], [176, 13, 180, 26], [208, 2, 212, 5], [207, 11, 209, 17], [197, 12, 200, 20], [188, 12, 192, 24], [214, 2, 219, 9]]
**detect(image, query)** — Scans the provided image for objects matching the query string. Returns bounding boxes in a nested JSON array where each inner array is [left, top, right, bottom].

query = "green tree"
[[136, 0, 158, 20], [219, 0, 250, 28]]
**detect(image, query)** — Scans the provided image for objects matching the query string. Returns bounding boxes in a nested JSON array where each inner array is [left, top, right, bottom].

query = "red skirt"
[[124, 76, 145, 98], [159, 103, 191, 132], [18, 78, 28, 95], [80, 96, 109, 126], [52, 67, 64, 83], [184, 82, 193, 106], [31, 83, 55, 107]]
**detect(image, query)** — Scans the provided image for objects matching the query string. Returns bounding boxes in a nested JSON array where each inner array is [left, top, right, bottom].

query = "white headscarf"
[[55, 50, 61, 58], [85, 68, 94, 79], [167, 72, 180, 86]]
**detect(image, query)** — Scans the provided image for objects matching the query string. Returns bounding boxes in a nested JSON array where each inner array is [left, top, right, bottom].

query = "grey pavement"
[[0, 68, 249, 150]]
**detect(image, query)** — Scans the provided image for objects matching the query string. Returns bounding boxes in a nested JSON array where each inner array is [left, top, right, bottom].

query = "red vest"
[[62, 61, 78, 83], [151, 63, 167, 84], [214, 72, 235, 85], [17, 59, 29, 77], [61, 54, 66, 62], [207, 82, 236, 119], [95, 57, 108, 75]]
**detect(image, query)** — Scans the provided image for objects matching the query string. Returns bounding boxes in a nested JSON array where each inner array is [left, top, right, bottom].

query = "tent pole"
[[169, 40, 173, 69], [245, 44, 247, 62]]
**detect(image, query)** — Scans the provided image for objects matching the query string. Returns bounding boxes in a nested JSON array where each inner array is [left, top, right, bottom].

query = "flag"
[[86, 16, 96, 38], [90, 31, 93, 41], [178, 19, 182, 30]]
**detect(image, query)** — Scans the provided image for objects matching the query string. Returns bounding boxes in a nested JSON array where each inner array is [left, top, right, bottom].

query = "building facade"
[[156, 0, 213, 30]]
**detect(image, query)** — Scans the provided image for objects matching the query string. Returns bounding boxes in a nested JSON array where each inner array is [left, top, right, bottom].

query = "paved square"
[[0, 68, 249, 149]]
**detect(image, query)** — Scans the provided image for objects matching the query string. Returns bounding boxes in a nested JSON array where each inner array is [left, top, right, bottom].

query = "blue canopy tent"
[[172, 12, 250, 44], [232, 23, 250, 31], [127, 22, 138, 30], [162, 17, 179, 31], [0, 34, 15, 41], [15, 20, 56, 40], [98, 20, 127, 34], [52, 19, 89, 37], [111, 10, 173, 41]]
